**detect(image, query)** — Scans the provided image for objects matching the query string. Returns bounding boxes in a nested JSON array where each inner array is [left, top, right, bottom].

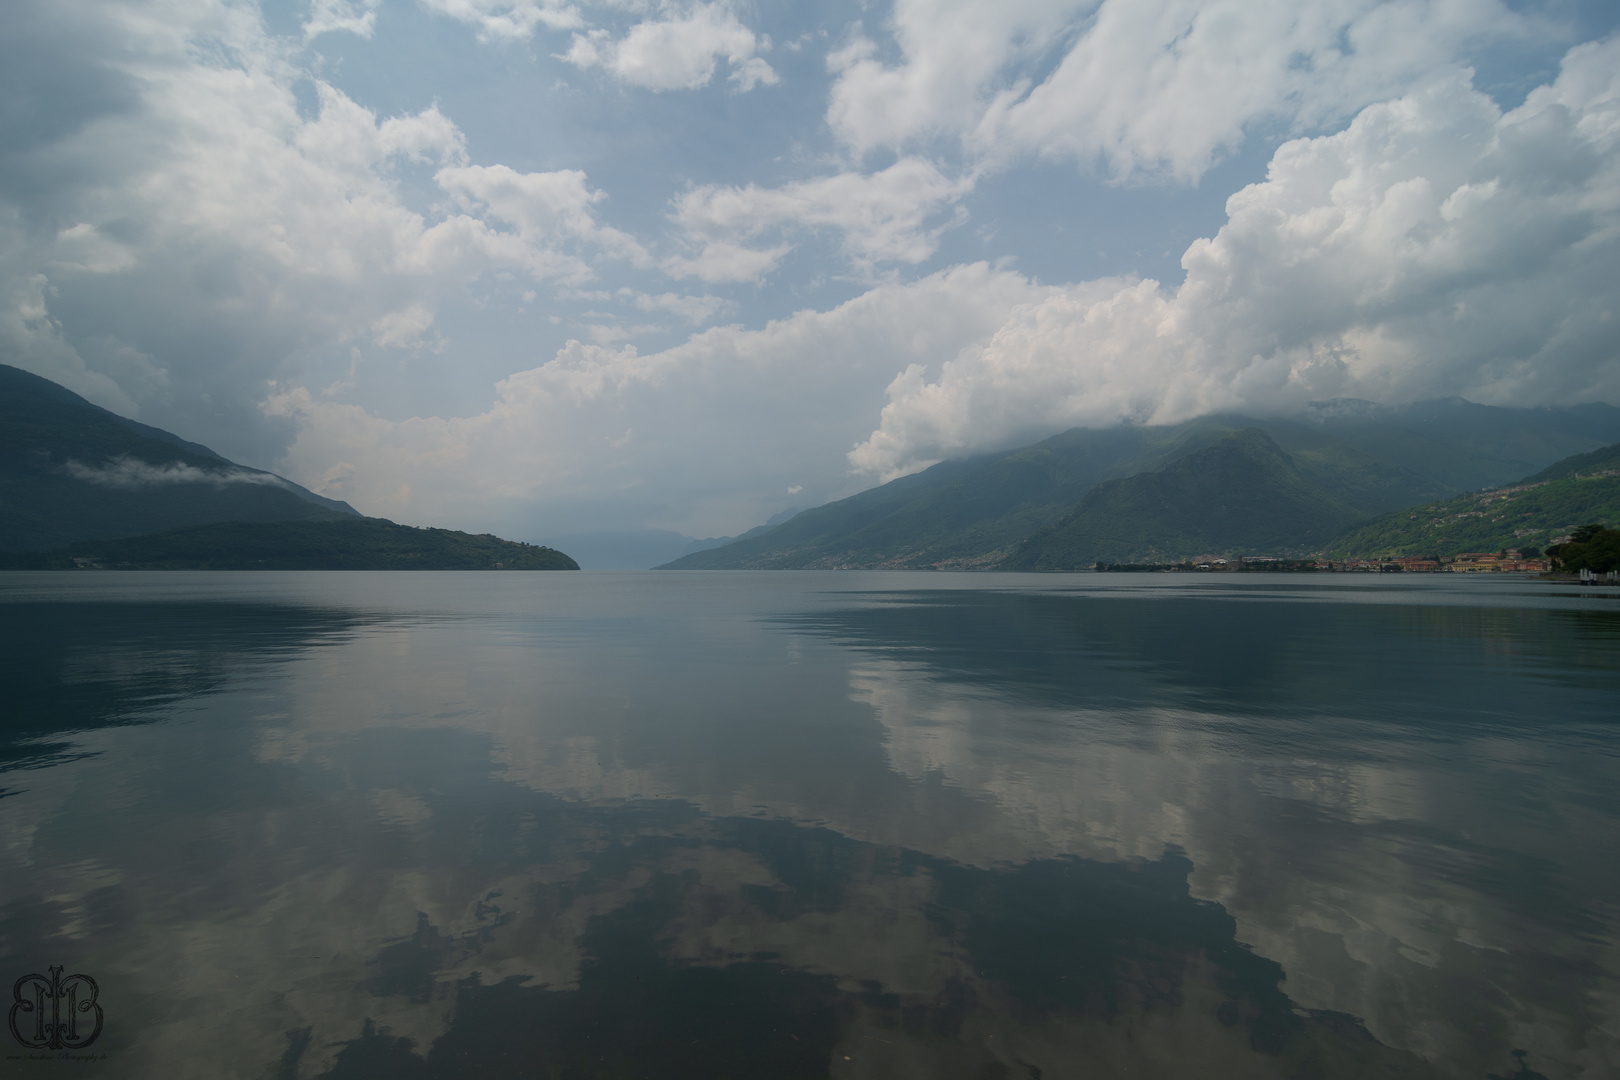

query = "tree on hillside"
[[1547, 524, 1620, 572]]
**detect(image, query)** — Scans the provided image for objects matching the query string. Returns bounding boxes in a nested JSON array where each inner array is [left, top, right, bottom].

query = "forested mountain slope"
[[1325, 441, 1620, 558], [0, 364, 357, 551], [1004, 429, 1367, 569], [661, 400, 1620, 570]]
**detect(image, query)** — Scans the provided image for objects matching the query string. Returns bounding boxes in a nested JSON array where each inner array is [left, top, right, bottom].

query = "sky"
[[4, 0, 1620, 555]]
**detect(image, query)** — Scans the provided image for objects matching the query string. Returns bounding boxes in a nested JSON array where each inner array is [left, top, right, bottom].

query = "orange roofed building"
[[1450, 550, 1551, 573]]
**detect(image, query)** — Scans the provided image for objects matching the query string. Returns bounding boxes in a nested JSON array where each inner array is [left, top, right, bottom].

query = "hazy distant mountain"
[[0, 364, 358, 552], [659, 400, 1620, 571], [679, 508, 805, 557], [1004, 429, 1366, 569], [1299, 397, 1620, 491], [535, 530, 699, 570], [544, 509, 808, 570]]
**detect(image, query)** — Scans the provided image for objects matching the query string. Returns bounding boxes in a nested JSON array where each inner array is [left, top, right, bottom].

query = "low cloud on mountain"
[[62, 457, 292, 490]]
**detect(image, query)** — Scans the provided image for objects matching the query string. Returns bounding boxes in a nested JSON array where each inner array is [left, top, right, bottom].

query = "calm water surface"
[[1, 571, 1617, 1079]]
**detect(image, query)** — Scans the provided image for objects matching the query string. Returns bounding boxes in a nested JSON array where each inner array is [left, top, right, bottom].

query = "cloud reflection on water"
[[0, 574, 1614, 1079]]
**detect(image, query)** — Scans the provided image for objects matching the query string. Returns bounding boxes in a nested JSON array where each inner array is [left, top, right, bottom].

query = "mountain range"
[[11, 359, 1619, 573], [660, 400, 1620, 570]]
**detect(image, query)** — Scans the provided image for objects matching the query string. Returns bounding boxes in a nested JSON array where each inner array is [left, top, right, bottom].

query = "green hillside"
[[661, 399, 1620, 571], [1520, 441, 1620, 483], [660, 415, 1446, 570], [1004, 429, 1366, 569], [1325, 475, 1620, 558], [1, 363, 358, 551], [0, 518, 579, 570], [662, 425, 1169, 569]]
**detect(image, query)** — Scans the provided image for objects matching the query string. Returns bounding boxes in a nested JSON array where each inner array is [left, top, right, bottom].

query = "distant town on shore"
[[1101, 548, 1552, 574]]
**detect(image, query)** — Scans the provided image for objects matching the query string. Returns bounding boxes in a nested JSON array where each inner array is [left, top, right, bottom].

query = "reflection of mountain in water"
[[0, 601, 363, 771], [779, 587, 1620, 731]]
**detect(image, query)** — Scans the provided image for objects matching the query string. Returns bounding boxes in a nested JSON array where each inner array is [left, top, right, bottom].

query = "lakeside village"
[[1102, 514, 1620, 583], [1099, 549, 1563, 575], [1187, 550, 1546, 573]]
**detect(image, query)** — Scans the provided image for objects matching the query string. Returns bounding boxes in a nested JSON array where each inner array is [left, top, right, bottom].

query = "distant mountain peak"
[[1003, 426, 1365, 569]]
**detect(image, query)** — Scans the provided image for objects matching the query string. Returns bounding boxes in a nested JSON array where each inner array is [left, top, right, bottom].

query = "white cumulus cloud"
[[665, 158, 975, 282], [0, 0, 650, 461], [437, 163, 654, 275], [829, 0, 1535, 181], [419, 0, 585, 41], [849, 41, 1620, 479], [371, 305, 438, 349], [563, 3, 777, 92], [303, 0, 379, 40], [267, 263, 1051, 535]]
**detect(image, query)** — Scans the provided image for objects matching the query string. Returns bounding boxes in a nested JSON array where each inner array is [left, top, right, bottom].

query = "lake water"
[[1, 571, 1617, 1079]]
